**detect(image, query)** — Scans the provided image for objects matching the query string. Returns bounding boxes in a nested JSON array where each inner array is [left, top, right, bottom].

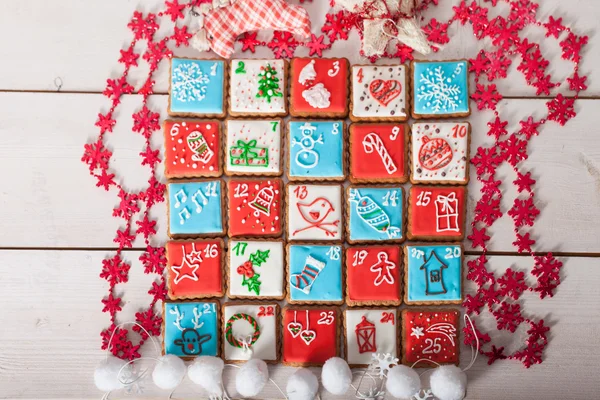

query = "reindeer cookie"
[[163, 301, 220, 358]]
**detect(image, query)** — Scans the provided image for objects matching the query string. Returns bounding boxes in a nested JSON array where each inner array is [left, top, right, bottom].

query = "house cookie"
[[287, 183, 343, 241], [347, 186, 405, 243], [227, 178, 283, 237], [344, 308, 399, 367], [407, 186, 466, 241]]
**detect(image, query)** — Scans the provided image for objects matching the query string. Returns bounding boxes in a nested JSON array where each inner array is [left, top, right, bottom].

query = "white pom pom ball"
[[286, 368, 319, 400], [188, 356, 225, 397], [94, 356, 129, 392], [321, 357, 351, 395], [152, 355, 186, 390], [235, 359, 269, 397], [430, 365, 467, 400], [386, 365, 421, 399]]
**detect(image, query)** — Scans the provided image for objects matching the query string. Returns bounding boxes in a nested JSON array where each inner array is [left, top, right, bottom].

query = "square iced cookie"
[[287, 244, 343, 304], [282, 307, 340, 366], [168, 58, 226, 118], [350, 64, 409, 121], [227, 178, 283, 237], [349, 123, 408, 183], [346, 245, 402, 306], [290, 58, 349, 118], [166, 239, 224, 300], [163, 119, 222, 179], [224, 119, 283, 176], [347, 186, 404, 243], [401, 309, 460, 366], [287, 121, 345, 181], [404, 244, 463, 305], [411, 60, 470, 119], [407, 186, 466, 241], [410, 122, 470, 185], [227, 240, 285, 300], [222, 303, 280, 363], [229, 59, 287, 116], [287, 184, 343, 241], [163, 301, 220, 358], [167, 180, 225, 238], [344, 309, 399, 366]]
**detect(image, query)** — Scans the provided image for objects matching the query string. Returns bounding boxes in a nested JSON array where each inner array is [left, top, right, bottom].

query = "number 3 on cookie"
[[328, 61, 340, 77], [317, 311, 335, 325]]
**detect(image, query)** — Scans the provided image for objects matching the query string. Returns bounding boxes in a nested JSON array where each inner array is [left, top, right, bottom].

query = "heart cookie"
[[369, 79, 402, 107], [300, 329, 316, 345], [287, 322, 303, 338]]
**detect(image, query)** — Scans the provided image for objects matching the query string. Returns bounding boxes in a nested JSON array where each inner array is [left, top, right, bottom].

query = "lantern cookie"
[[163, 120, 222, 179], [350, 65, 409, 122], [287, 183, 343, 241], [229, 59, 287, 117], [282, 307, 340, 366], [287, 243, 343, 304], [168, 58, 227, 118], [287, 120, 346, 181], [227, 239, 285, 300], [411, 60, 470, 119], [347, 186, 405, 243], [401, 309, 460, 367], [349, 123, 408, 183], [167, 180, 225, 238], [407, 186, 466, 241], [222, 303, 280, 363], [290, 58, 349, 118], [166, 239, 225, 300], [224, 119, 283, 176], [346, 245, 402, 307], [410, 122, 470, 185], [163, 300, 220, 359], [344, 309, 399, 367], [227, 178, 283, 238]]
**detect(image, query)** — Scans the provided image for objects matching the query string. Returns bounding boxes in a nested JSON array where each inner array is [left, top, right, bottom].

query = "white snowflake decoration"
[[371, 353, 399, 378], [417, 65, 463, 112], [413, 389, 434, 400], [172, 62, 211, 103]]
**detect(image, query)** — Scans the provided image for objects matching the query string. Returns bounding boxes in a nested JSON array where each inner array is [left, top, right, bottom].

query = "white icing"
[[362, 133, 397, 174], [287, 184, 343, 241], [411, 122, 469, 182], [225, 120, 281, 174], [352, 65, 407, 118], [230, 59, 285, 114], [298, 60, 317, 85], [223, 304, 278, 361], [302, 83, 331, 109], [228, 241, 284, 298], [345, 309, 398, 365]]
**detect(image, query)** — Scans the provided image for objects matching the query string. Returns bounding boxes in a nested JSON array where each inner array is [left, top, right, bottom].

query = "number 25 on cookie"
[[416, 191, 432, 206]]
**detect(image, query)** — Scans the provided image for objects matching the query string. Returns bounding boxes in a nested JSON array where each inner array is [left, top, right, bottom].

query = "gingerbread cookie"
[[287, 183, 343, 241], [407, 186, 466, 241], [347, 186, 405, 243], [168, 58, 227, 118], [350, 65, 409, 121], [344, 308, 399, 367], [227, 178, 283, 237]]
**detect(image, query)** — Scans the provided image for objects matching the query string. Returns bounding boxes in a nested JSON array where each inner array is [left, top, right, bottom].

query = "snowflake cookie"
[[349, 123, 408, 183], [225, 119, 283, 176], [411, 60, 470, 119], [290, 58, 349, 118], [401, 309, 460, 366], [410, 122, 470, 185], [287, 243, 343, 304], [346, 245, 402, 306], [229, 59, 287, 116], [287, 121, 345, 181], [168, 58, 226, 118], [407, 186, 466, 241], [404, 244, 463, 305], [222, 303, 280, 363], [166, 239, 224, 300], [282, 307, 340, 366], [163, 120, 222, 178], [167, 180, 225, 238], [344, 309, 399, 366], [347, 186, 404, 243], [227, 240, 285, 300], [350, 65, 409, 121], [287, 184, 343, 241], [227, 178, 283, 237], [163, 301, 220, 358]]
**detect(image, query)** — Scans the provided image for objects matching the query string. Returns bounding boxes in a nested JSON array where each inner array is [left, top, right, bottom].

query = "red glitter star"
[[472, 83, 502, 111], [518, 117, 540, 140], [543, 16, 564, 38], [114, 228, 135, 249], [514, 171, 536, 193], [132, 106, 161, 139], [468, 227, 490, 250], [508, 196, 540, 228], [391, 44, 415, 63], [140, 175, 166, 208], [238, 32, 262, 53], [531, 253, 563, 298], [321, 11, 350, 42], [560, 32, 588, 63], [494, 301, 524, 332], [148, 280, 167, 302], [95, 113, 117, 135], [513, 232, 535, 253], [163, 0, 186, 21], [127, 11, 158, 41], [96, 169, 116, 191], [140, 246, 167, 275], [172, 25, 192, 47], [567, 72, 588, 92], [305, 34, 330, 57], [485, 50, 511, 81], [140, 146, 161, 169], [547, 93, 576, 126], [497, 268, 527, 300], [466, 254, 495, 287], [487, 116, 508, 140], [113, 189, 140, 219], [469, 51, 488, 77], [136, 214, 157, 239], [464, 293, 486, 315], [471, 146, 502, 176], [267, 31, 299, 58], [82, 139, 112, 172], [102, 293, 123, 314], [527, 319, 550, 344], [486, 345, 507, 365], [517, 49, 549, 82], [480, 176, 502, 196], [499, 134, 528, 166], [532, 73, 556, 96], [134, 308, 162, 339], [474, 194, 503, 226], [103, 76, 134, 100], [100, 255, 130, 285], [423, 18, 450, 44], [118, 47, 139, 68]]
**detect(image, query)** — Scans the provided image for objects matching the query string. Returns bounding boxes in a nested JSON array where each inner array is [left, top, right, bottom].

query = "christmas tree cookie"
[[225, 119, 283, 176], [163, 300, 220, 358], [347, 186, 404, 243], [407, 186, 467, 241], [287, 184, 343, 241], [344, 309, 399, 367], [227, 178, 282, 237]]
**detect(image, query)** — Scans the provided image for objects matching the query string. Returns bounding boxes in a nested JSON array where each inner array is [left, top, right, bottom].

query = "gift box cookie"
[[347, 186, 405, 243], [407, 186, 466, 241], [163, 300, 220, 358], [227, 178, 283, 237], [344, 308, 399, 367], [287, 183, 343, 241]]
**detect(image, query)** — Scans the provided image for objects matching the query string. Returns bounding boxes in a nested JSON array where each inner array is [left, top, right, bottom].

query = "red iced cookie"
[[402, 309, 460, 366], [164, 120, 221, 178], [228, 178, 283, 237], [408, 186, 466, 240]]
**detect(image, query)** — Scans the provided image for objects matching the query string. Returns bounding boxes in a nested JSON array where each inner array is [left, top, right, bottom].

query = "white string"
[[237, 335, 254, 357]]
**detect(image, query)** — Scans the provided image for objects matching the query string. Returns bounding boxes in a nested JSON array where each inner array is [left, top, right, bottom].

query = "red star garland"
[[267, 31, 300, 59], [238, 32, 264, 53], [305, 34, 330, 57]]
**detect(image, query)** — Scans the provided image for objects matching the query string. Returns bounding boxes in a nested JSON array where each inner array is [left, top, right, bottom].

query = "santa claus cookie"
[[410, 122, 470, 185], [407, 186, 466, 241], [344, 308, 399, 367], [350, 65, 409, 122], [290, 58, 349, 118], [227, 178, 282, 237], [287, 183, 343, 241]]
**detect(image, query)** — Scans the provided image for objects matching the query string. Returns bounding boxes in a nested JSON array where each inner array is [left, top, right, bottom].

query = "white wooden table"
[[1, 1, 599, 399]]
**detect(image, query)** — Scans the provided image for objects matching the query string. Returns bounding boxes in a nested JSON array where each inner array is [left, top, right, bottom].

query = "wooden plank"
[[0, 250, 597, 398], [0, 0, 598, 96]]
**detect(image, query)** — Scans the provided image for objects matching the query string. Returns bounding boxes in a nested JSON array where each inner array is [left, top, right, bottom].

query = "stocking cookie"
[[344, 309, 399, 367], [227, 178, 282, 237], [350, 65, 409, 121], [163, 301, 220, 358]]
